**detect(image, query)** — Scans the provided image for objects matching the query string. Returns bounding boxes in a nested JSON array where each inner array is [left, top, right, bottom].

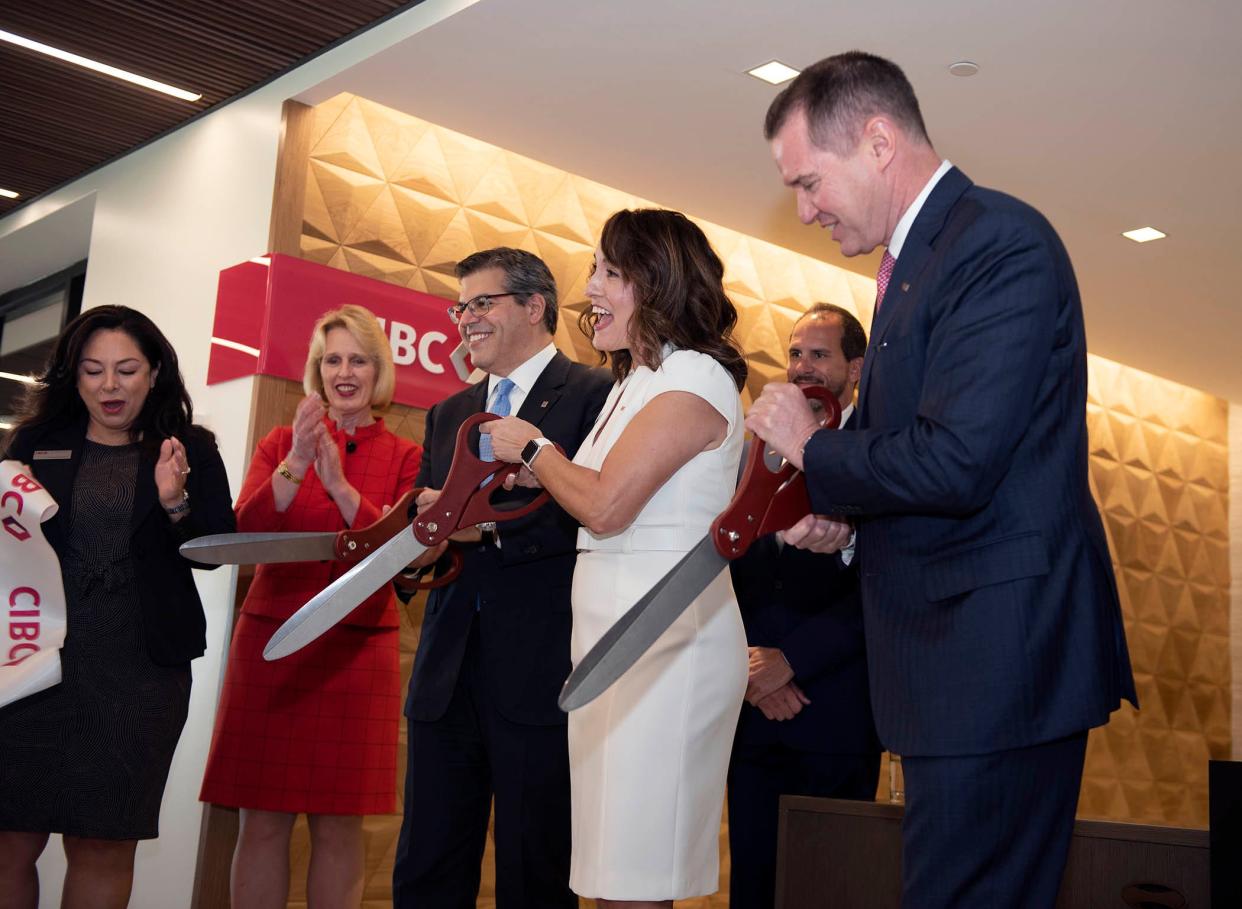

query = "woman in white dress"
[[484, 208, 749, 908]]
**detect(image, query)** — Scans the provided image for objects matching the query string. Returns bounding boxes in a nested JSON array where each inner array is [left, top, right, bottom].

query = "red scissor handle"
[[412, 412, 555, 547], [709, 385, 842, 560], [330, 487, 463, 591]]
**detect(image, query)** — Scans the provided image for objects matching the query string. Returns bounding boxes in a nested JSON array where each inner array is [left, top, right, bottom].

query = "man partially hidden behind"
[[728, 303, 881, 909], [392, 248, 612, 908], [747, 52, 1137, 908]]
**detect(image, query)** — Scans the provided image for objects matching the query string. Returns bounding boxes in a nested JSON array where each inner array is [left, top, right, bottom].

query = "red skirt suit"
[[200, 417, 421, 814]]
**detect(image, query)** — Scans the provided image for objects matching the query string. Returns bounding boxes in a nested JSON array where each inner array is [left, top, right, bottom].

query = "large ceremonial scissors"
[[180, 412, 551, 660], [558, 385, 840, 711]]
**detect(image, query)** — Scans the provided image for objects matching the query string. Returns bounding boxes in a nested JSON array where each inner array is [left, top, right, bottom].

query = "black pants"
[[727, 741, 880, 909], [392, 621, 575, 909], [900, 732, 1088, 909]]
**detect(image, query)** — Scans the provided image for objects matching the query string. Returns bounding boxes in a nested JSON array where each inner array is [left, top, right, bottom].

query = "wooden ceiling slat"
[[0, 0, 419, 213]]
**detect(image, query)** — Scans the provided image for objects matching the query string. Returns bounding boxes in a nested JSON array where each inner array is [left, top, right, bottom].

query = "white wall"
[[0, 2, 478, 905]]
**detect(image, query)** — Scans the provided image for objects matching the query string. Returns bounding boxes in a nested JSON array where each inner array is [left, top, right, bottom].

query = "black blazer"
[[405, 351, 612, 726], [5, 415, 236, 666], [805, 167, 1137, 756], [731, 535, 880, 756]]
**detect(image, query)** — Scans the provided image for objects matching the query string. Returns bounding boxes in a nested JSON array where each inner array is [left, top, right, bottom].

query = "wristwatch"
[[521, 436, 554, 471]]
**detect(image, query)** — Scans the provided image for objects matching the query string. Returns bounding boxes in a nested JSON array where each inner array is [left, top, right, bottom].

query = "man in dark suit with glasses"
[[393, 248, 611, 909]]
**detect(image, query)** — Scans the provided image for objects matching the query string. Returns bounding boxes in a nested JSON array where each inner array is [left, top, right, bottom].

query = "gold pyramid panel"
[[291, 93, 1228, 905]]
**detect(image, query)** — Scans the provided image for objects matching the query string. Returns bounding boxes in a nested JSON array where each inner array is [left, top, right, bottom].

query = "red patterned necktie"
[[875, 250, 896, 312]]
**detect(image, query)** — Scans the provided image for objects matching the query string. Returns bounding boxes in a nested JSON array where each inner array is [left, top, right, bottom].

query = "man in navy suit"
[[728, 303, 881, 909], [392, 248, 612, 908], [748, 52, 1137, 908]]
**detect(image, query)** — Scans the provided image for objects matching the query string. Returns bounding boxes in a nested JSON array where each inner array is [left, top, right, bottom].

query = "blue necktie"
[[479, 377, 515, 462]]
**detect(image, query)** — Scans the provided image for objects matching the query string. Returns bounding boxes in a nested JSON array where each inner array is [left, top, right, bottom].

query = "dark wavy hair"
[[6, 305, 201, 455], [579, 209, 747, 390]]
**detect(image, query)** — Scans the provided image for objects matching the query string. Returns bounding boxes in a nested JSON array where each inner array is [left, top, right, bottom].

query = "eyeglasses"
[[447, 292, 521, 324]]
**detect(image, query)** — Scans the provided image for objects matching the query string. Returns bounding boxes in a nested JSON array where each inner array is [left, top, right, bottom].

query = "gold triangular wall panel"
[[312, 97, 386, 180], [390, 129, 458, 203], [342, 187, 417, 266], [358, 97, 429, 180], [390, 185, 460, 265], [309, 159, 386, 247]]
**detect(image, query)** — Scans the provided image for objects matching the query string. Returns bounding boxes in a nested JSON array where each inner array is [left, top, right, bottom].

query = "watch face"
[[522, 438, 549, 468], [521, 439, 540, 465]]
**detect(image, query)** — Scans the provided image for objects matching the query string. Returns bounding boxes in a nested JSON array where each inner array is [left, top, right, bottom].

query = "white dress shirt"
[[887, 159, 953, 259], [485, 342, 558, 414]]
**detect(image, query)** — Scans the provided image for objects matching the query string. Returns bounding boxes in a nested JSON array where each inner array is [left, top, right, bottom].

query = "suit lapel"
[[30, 420, 87, 521], [471, 377, 491, 413], [130, 443, 159, 536], [515, 351, 569, 429], [858, 167, 973, 420]]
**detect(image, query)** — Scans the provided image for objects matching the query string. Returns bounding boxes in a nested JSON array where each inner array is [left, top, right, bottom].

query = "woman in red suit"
[[200, 304, 421, 908]]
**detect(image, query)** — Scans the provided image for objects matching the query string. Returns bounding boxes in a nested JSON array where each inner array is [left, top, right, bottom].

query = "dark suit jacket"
[[405, 351, 612, 727], [730, 534, 880, 756], [804, 167, 1137, 757], [5, 415, 236, 666]]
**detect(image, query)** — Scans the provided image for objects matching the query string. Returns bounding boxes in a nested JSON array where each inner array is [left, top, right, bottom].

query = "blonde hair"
[[303, 304, 395, 409]]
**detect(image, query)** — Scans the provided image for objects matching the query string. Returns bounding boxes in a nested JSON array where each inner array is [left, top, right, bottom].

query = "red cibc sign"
[[208, 254, 474, 407]]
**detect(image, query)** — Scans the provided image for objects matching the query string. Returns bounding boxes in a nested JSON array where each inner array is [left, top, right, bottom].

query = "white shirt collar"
[[886, 159, 953, 260], [488, 342, 557, 398], [839, 402, 855, 425]]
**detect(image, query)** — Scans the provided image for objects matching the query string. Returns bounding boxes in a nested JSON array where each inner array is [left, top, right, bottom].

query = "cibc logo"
[[2, 471, 46, 666], [376, 317, 451, 375]]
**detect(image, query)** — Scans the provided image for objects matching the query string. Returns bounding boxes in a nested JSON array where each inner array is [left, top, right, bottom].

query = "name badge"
[[32, 449, 73, 461]]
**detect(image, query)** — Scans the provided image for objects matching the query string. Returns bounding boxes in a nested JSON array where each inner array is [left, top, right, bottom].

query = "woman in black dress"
[[0, 306, 234, 909]]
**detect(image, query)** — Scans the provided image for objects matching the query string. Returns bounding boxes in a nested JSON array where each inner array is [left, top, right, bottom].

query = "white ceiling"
[[303, 0, 1242, 402]]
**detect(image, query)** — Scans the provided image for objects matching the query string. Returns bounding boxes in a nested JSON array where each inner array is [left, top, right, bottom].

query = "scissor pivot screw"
[[727, 530, 740, 543], [347, 540, 357, 551], [427, 522, 439, 533]]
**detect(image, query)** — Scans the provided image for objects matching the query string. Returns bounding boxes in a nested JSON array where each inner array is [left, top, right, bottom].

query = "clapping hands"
[[289, 395, 326, 471], [155, 436, 190, 510]]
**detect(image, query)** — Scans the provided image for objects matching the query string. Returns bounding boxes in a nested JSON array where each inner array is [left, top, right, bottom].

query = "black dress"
[[0, 441, 190, 839]]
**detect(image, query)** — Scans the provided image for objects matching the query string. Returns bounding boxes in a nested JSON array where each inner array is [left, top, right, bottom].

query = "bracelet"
[[277, 459, 304, 485], [164, 491, 190, 515]]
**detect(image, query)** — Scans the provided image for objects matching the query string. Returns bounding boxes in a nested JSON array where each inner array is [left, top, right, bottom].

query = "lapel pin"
[[901, 282, 910, 292], [541, 400, 549, 408]]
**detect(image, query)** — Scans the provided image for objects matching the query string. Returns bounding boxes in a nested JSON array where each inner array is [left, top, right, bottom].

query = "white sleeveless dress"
[[568, 348, 748, 900]]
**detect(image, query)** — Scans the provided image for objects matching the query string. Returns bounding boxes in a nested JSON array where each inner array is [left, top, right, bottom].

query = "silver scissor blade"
[[263, 529, 427, 660], [559, 535, 728, 711], [180, 532, 338, 565]]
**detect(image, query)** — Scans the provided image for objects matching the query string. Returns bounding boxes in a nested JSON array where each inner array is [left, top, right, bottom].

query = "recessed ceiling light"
[[1122, 227, 1166, 243], [948, 61, 979, 77], [0, 28, 202, 102], [747, 61, 800, 85], [0, 188, 18, 199]]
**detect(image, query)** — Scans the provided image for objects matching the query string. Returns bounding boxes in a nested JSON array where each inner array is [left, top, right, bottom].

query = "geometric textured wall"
[[285, 92, 1228, 905], [1079, 358, 1230, 826], [298, 93, 878, 403]]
